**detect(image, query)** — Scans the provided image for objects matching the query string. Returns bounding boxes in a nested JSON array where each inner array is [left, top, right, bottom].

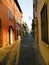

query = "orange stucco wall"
[[0, 0, 22, 47]]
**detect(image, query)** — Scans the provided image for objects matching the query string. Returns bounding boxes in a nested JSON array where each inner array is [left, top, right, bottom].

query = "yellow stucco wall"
[[37, 0, 49, 65], [47, 0, 49, 42]]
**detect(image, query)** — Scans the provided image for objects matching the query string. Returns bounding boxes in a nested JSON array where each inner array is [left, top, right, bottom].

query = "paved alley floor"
[[0, 39, 21, 65], [18, 34, 46, 65]]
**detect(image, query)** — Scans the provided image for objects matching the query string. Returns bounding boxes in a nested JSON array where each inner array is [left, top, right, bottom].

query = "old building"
[[0, 0, 23, 47], [33, 0, 49, 64], [14, 0, 23, 40], [33, 0, 39, 44], [21, 22, 29, 38]]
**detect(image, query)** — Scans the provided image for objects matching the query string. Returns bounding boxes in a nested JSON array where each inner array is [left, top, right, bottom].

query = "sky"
[[18, 0, 33, 30]]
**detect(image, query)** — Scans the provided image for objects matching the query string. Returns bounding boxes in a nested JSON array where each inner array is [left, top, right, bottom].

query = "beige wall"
[[37, 0, 49, 65]]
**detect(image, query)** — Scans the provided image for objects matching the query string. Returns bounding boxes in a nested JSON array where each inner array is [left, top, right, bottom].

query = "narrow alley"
[[18, 34, 46, 65], [0, 0, 49, 65]]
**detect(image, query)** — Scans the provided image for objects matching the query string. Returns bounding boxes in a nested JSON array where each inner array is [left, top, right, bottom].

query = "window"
[[8, 9, 13, 20], [41, 3, 48, 44]]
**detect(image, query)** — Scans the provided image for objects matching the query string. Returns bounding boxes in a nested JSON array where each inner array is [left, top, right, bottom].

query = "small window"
[[8, 9, 13, 20], [41, 3, 48, 44]]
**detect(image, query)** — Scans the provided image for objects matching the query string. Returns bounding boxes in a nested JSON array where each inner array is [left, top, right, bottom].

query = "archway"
[[8, 26, 13, 44]]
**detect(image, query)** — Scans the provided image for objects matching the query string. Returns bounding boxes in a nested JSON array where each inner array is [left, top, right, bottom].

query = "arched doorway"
[[8, 26, 13, 44]]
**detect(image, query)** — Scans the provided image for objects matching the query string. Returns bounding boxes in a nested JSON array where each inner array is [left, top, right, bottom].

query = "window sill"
[[41, 41, 49, 48]]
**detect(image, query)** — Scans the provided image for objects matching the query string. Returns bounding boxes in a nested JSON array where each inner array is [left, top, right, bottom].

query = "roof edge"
[[14, 0, 23, 13]]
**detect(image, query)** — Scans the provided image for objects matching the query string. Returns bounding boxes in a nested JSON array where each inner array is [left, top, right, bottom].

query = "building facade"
[[21, 22, 29, 38], [33, 0, 39, 44], [0, 0, 22, 47], [33, 0, 49, 64]]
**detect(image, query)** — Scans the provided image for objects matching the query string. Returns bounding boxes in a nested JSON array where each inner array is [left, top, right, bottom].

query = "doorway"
[[8, 26, 13, 44]]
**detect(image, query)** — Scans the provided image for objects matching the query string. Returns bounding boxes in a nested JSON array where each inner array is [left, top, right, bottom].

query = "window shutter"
[[8, 9, 12, 20]]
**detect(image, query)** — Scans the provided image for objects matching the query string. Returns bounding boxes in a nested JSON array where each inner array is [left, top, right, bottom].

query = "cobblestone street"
[[18, 34, 46, 65]]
